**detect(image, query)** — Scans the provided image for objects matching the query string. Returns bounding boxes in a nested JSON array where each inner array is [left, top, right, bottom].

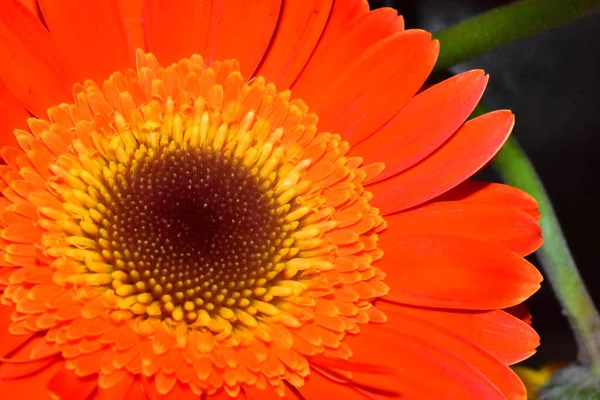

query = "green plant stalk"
[[471, 104, 600, 374], [433, 0, 600, 72]]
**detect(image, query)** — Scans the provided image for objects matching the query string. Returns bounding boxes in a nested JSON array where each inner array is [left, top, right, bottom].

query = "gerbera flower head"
[[0, 1, 543, 399]]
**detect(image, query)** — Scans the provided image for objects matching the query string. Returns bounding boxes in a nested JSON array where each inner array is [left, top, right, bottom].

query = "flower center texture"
[[2, 51, 389, 396], [100, 144, 295, 324]]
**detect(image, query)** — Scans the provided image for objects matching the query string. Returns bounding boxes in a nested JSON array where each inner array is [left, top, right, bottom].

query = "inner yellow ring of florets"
[[46, 96, 332, 330]]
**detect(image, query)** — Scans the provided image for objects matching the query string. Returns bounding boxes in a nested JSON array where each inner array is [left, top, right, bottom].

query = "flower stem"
[[471, 104, 600, 374], [433, 0, 600, 72]]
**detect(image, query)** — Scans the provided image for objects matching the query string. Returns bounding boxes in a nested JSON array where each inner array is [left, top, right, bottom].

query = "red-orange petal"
[[351, 70, 488, 178], [380, 302, 540, 365], [368, 110, 515, 215], [142, 377, 198, 400], [433, 180, 541, 220], [16, 0, 41, 20], [46, 368, 98, 400], [200, 0, 282, 78], [291, 7, 402, 104], [386, 202, 542, 256], [316, 31, 438, 145], [0, 80, 27, 148], [244, 386, 291, 400], [378, 234, 542, 309], [94, 372, 135, 400], [0, 360, 64, 398], [255, 0, 334, 89], [38, 0, 133, 82], [337, 305, 526, 399], [143, 0, 209, 66], [0, 305, 35, 357], [294, 0, 370, 75], [300, 370, 368, 399], [0, 0, 76, 117], [116, 0, 145, 55]]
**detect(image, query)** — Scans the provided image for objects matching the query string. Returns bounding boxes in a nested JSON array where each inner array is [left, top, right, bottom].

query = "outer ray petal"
[[199, 0, 282, 78], [46, 368, 98, 400], [93, 373, 136, 400], [379, 302, 540, 365], [123, 382, 147, 400], [0, 360, 64, 398], [316, 31, 438, 145], [0, 0, 76, 117], [296, 0, 370, 69], [291, 7, 403, 104], [38, 0, 133, 82], [368, 110, 515, 214], [351, 70, 489, 177], [244, 386, 294, 400], [116, 0, 145, 55], [336, 306, 527, 399], [386, 202, 542, 256], [378, 234, 542, 309], [0, 305, 35, 357], [16, 0, 41, 19], [0, 81, 28, 148], [433, 180, 541, 220], [142, 0, 209, 66], [300, 370, 370, 399], [254, 0, 334, 89]]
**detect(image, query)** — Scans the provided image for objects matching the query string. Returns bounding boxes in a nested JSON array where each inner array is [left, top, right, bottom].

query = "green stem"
[[471, 104, 600, 374], [433, 0, 600, 72]]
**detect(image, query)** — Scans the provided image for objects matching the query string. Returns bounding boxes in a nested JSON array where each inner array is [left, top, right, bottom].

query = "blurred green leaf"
[[433, 0, 600, 72], [540, 365, 600, 399]]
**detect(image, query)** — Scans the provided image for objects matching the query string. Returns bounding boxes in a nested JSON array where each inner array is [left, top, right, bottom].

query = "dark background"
[[368, 0, 600, 366]]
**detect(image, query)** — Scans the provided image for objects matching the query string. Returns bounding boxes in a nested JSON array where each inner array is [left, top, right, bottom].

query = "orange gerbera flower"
[[0, 1, 543, 399]]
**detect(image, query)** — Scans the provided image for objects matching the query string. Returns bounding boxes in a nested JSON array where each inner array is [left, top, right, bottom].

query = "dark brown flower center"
[[101, 145, 290, 321]]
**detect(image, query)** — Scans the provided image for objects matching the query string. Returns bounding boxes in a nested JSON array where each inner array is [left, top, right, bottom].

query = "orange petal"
[[121, 379, 146, 400], [200, 0, 282, 78], [38, 0, 133, 82], [142, 0, 210, 66], [433, 180, 541, 220], [300, 370, 367, 399], [0, 80, 27, 148], [337, 305, 527, 399], [351, 70, 488, 177], [0, 1, 76, 117], [142, 377, 198, 400], [46, 367, 98, 400], [16, 0, 41, 20], [116, 0, 145, 55], [316, 31, 437, 145], [0, 305, 35, 357], [295, 0, 370, 71], [255, 0, 334, 89], [380, 302, 540, 365], [95, 371, 135, 400], [210, 389, 249, 399], [292, 7, 402, 106], [244, 386, 291, 400], [368, 110, 515, 214], [0, 360, 64, 399], [378, 234, 542, 309], [386, 202, 542, 256], [0, 354, 61, 379]]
